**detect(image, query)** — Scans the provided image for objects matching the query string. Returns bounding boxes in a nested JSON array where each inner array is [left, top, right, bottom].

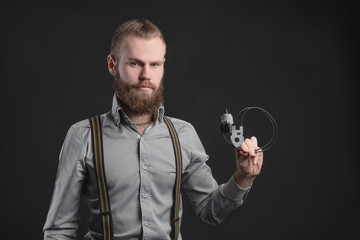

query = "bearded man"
[[43, 19, 264, 240]]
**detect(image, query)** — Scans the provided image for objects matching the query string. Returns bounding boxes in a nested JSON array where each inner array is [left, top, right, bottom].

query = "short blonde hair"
[[110, 18, 165, 58]]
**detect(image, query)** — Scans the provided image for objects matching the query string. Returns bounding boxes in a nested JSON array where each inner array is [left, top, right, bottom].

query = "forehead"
[[120, 35, 166, 60]]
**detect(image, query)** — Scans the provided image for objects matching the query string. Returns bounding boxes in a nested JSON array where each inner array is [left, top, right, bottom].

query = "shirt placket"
[[139, 136, 153, 239]]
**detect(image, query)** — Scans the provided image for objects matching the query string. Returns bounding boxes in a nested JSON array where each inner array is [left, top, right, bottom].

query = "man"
[[43, 19, 264, 240]]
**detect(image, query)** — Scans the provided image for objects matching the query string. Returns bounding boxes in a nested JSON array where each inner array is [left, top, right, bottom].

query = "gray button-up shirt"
[[43, 95, 250, 240]]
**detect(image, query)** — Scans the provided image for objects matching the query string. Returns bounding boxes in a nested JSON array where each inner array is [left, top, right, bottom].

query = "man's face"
[[111, 35, 166, 115]]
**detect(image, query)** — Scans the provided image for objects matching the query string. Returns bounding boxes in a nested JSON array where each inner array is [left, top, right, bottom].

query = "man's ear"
[[107, 55, 116, 76]]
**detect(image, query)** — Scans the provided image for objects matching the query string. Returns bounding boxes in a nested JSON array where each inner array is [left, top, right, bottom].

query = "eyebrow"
[[127, 57, 164, 65], [128, 57, 144, 63]]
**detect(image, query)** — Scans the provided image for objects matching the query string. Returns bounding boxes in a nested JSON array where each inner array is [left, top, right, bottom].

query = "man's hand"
[[234, 136, 264, 188]]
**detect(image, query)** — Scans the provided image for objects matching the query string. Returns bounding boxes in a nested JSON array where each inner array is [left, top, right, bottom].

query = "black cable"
[[223, 107, 278, 152]]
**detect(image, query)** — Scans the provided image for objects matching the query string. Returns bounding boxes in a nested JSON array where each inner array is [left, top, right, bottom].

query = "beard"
[[113, 72, 164, 117]]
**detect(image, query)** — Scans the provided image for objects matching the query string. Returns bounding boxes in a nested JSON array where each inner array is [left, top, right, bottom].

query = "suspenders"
[[89, 115, 182, 240], [89, 116, 114, 240], [163, 116, 183, 240]]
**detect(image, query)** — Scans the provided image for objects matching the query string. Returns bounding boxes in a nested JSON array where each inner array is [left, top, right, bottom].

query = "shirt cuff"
[[221, 175, 252, 201]]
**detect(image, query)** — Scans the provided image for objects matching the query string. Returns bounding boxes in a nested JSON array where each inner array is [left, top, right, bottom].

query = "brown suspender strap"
[[89, 116, 114, 240], [163, 116, 183, 240]]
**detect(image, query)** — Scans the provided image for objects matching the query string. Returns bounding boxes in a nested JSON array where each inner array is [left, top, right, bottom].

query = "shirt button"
[[145, 221, 150, 227], [143, 165, 147, 170], [142, 193, 148, 199]]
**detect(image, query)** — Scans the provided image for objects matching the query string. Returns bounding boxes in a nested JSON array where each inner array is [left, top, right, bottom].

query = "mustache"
[[114, 72, 156, 90], [133, 81, 156, 90]]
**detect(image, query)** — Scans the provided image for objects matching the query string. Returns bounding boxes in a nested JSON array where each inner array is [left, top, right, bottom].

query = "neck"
[[129, 112, 153, 136], [129, 113, 153, 126], [120, 103, 154, 126]]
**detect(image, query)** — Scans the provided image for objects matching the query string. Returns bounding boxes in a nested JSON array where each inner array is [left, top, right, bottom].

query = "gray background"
[[1, 0, 359, 239]]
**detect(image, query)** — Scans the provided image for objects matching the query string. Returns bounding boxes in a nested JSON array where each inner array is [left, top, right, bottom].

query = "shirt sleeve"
[[180, 124, 251, 225], [43, 124, 89, 240]]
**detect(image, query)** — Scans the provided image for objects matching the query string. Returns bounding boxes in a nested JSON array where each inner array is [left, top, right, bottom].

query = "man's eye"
[[130, 62, 138, 67], [151, 63, 159, 67]]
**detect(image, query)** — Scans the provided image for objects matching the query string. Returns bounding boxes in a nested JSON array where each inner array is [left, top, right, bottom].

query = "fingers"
[[240, 137, 257, 157], [239, 141, 249, 155], [250, 136, 258, 148], [239, 136, 262, 164], [256, 151, 264, 168]]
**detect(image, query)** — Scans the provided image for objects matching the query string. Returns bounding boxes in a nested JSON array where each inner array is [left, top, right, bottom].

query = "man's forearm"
[[196, 175, 251, 225]]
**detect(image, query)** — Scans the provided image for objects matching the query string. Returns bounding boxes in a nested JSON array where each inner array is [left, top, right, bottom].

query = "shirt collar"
[[111, 94, 165, 127]]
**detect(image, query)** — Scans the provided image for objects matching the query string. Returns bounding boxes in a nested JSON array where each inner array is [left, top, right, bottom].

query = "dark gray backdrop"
[[1, 1, 358, 239]]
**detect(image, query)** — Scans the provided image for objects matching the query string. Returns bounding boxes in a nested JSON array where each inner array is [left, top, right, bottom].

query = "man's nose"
[[139, 65, 151, 80]]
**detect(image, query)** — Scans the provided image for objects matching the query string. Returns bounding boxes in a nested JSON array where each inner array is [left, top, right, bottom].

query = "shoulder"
[[164, 116, 207, 160], [69, 118, 92, 134], [165, 116, 196, 133], [70, 118, 91, 130], [69, 112, 110, 131], [67, 112, 111, 143], [63, 119, 91, 146], [164, 116, 200, 142]]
